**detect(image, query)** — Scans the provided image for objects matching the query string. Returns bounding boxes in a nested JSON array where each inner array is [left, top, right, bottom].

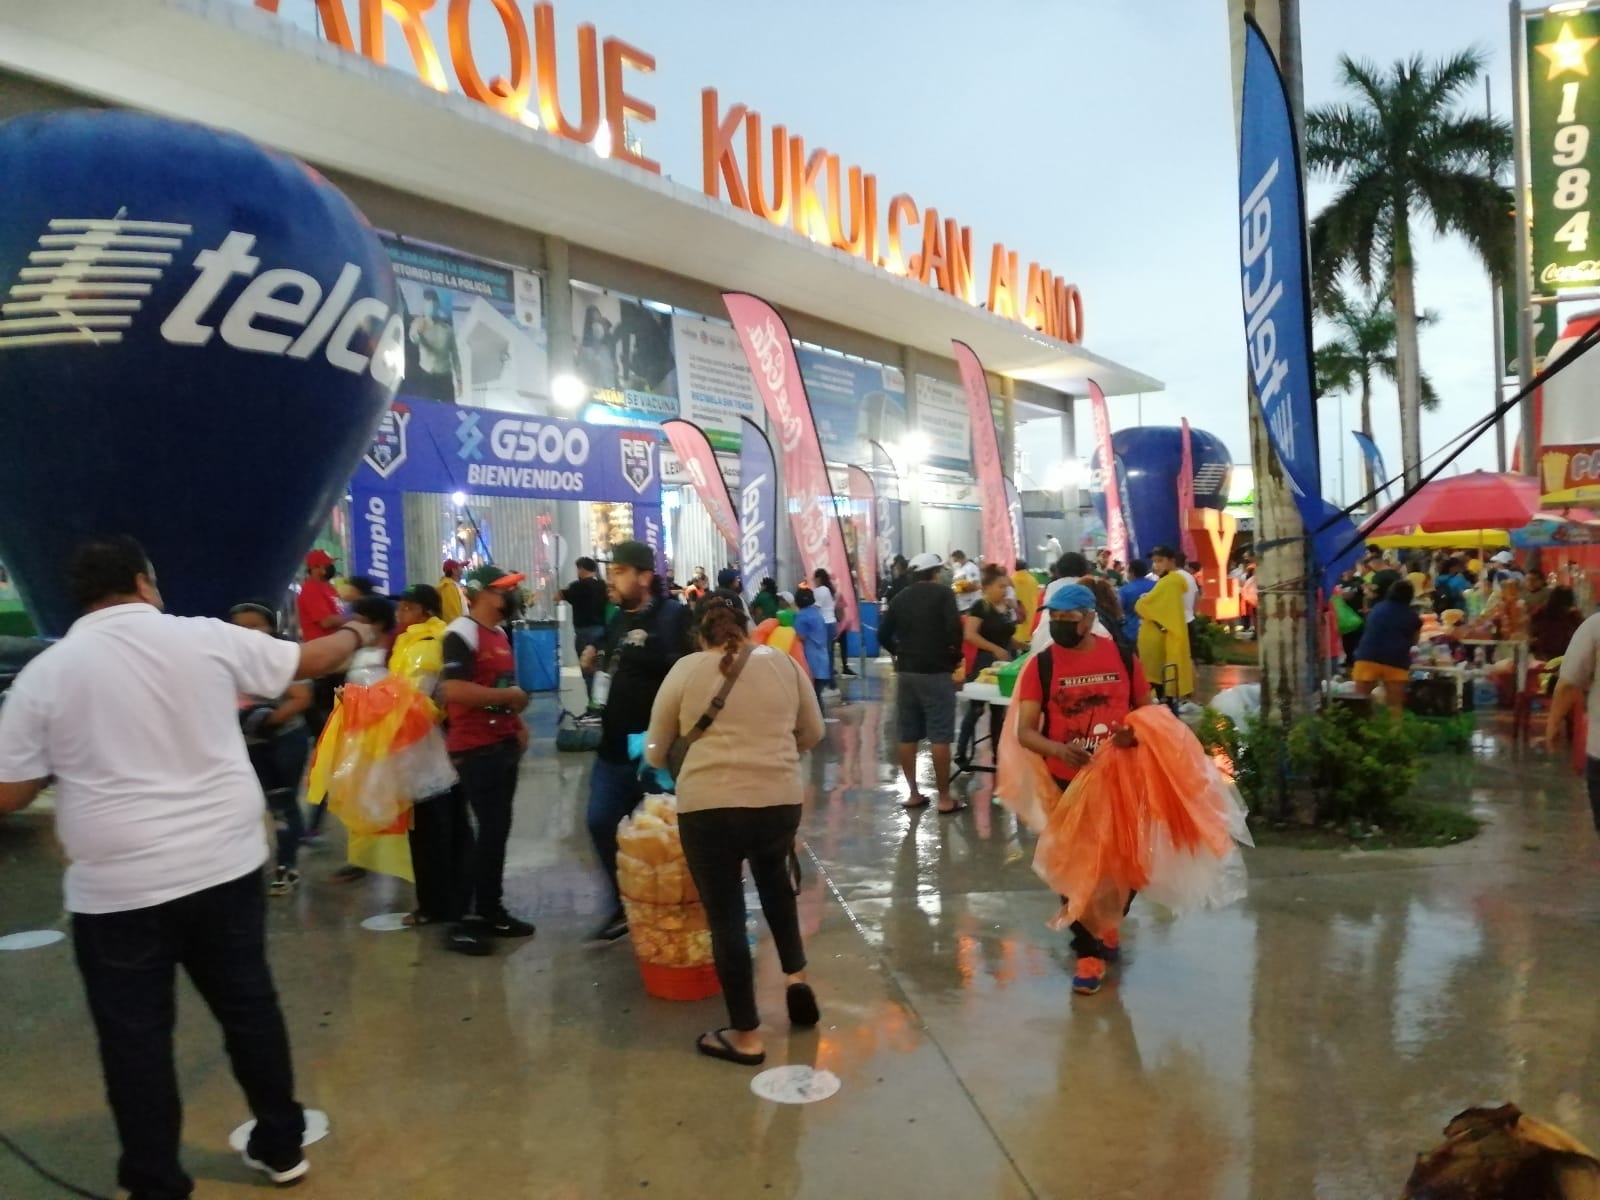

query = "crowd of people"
[[20, 526, 1594, 1197], [1334, 545, 1593, 717]]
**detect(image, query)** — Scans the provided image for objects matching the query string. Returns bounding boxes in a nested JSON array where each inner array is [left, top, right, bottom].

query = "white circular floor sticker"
[[360, 912, 412, 932], [0, 930, 65, 951], [750, 1066, 841, 1105], [229, 1108, 329, 1152]]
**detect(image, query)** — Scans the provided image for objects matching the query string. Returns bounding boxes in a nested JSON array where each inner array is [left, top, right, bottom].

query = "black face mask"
[[1050, 622, 1086, 650]]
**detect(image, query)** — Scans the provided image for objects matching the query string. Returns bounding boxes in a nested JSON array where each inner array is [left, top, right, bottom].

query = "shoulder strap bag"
[[666, 644, 754, 781]]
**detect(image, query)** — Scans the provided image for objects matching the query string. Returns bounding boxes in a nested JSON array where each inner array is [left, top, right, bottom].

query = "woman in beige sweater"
[[645, 598, 826, 1065]]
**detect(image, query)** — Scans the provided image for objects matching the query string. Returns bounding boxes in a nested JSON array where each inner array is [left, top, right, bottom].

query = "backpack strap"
[[1116, 638, 1138, 708]]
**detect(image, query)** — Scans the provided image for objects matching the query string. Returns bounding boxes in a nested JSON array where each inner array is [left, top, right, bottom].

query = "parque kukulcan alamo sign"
[[253, 0, 1085, 343]]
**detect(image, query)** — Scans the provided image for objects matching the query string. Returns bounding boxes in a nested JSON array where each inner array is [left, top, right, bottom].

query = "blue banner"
[[871, 440, 902, 572], [349, 484, 407, 596], [738, 416, 779, 586], [1351, 430, 1387, 494], [1240, 19, 1356, 589], [354, 398, 661, 504]]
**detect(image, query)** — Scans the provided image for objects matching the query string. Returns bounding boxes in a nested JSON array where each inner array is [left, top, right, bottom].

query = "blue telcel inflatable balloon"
[[1089, 426, 1232, 562], [0, 110, 401, 635]]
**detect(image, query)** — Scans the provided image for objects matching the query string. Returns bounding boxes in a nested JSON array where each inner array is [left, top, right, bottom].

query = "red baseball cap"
[[305, 549, 336, 569], [442, 559, 464, 572]]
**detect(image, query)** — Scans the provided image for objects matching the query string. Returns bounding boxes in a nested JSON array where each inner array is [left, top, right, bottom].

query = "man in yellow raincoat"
[[1134, 545, 1194, 701]]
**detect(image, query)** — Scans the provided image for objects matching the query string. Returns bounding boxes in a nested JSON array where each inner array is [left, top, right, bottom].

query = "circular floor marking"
[[229, 1108, 330, 1152], [0, 930, 65, 951], [750, 1065, 841, 1105], [360, 912, 412, 932]]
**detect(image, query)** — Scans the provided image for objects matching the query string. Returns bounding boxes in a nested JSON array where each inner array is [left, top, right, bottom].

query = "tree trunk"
[[1359, 377, 1375, 503], [1249, 383, 1320, 821], [1391, 217, 1423, 489]]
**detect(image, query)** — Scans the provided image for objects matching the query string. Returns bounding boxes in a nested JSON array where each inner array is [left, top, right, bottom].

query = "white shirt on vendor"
[[0, 604, 300, 914], [952, 559, 982, 612]]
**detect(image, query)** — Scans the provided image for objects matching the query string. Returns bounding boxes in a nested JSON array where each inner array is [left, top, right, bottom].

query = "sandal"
[[938, 800, 969, 815], [786, 983, 820, 1028], [697, 1029, 765, 1066], [900, 794, 930, 810]]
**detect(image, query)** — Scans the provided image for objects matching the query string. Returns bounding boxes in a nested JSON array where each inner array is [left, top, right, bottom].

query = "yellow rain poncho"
[[306, 618, 453, 882], [1134, 570, 1194, 699]]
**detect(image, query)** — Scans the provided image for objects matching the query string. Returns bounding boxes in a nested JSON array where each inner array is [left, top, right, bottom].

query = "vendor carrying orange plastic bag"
[[1003, 582, 1151, 996], [1000, 582, 1253, 998]]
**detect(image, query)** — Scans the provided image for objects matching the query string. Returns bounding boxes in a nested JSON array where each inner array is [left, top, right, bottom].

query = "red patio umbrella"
[[1365, 472, 1547, 538]]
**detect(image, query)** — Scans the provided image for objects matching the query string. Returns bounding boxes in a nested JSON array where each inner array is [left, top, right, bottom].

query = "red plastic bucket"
[[637, 960, 721, 1001]]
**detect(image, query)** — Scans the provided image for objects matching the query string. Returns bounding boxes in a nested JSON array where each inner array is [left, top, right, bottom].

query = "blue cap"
[[1045, 582, 1097, 613]]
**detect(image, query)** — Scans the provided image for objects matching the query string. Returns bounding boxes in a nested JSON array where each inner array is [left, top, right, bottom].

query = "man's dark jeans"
[[587, 755, 648, 910], [72, 870, 304, 1200], [454, 739, 522, 917]]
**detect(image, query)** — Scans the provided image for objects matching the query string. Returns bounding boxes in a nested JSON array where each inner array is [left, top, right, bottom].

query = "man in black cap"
[[709, 566, 749, 617], [579, 541, 690, 942]]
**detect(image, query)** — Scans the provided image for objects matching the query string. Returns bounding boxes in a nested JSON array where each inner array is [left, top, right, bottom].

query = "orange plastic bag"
[[994, 700, 1062, 832], [1031, 706, 1251, 937]]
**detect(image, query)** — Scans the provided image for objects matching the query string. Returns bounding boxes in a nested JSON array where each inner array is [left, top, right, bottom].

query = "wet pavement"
[[2, 665, 1598, 1199]]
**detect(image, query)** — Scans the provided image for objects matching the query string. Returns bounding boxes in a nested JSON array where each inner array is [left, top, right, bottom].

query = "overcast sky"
[[263, 0, 1531, 501]]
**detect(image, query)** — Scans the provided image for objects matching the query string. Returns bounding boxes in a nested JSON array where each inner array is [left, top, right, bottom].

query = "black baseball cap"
[[396, 583, 442, 616], [610, 541, 656, 572]]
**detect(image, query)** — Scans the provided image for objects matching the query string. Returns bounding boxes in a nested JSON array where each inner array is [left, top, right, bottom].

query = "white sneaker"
[[242, 1148, 310, 1185]]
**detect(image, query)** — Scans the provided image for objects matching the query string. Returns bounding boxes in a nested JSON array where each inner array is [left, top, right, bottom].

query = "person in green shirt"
[[749, 576, 781, 623]]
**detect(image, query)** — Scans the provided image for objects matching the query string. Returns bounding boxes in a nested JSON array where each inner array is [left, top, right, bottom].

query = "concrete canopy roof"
[[0, 0, 1164, 398]]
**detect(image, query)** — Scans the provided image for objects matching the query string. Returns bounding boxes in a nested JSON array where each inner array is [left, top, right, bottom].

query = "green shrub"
[[1196, 701, 1425, 829], [1189, 615, 1232, 665]]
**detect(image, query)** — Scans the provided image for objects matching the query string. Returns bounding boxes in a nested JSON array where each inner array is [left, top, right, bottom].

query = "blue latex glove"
[[628, 732, 676, 792]]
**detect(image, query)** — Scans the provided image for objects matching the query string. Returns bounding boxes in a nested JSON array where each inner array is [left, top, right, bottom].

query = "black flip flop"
[[937, 801, 970, 815], [697, 1029, 766, 1066], [786, 983, 820, 1028], [900, 794, 930, 810]]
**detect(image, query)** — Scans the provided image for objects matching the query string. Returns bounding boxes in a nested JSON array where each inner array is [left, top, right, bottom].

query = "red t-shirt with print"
[[440, 616, 524, 753], [1013, 635, 1148, 785]]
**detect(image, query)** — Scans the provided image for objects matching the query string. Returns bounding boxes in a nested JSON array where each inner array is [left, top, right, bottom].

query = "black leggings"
[[678, 805, 806, 1032]]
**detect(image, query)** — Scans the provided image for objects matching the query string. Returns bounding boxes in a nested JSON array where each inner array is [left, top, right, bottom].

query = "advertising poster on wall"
[[571, 281, 679, 427], [793, 348, 908, 464], [913, 376, 973, 473], [380, 234, 549, 413], [672, 315, 765, 453]]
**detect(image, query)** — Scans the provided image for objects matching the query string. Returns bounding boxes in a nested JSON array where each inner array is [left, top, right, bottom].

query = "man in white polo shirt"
[[0, 535, 375, 1200]]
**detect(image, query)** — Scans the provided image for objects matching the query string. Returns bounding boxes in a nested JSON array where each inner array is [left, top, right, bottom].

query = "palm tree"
[[1307, 49, 1511, 488], [1314, 284, 1439, 500]]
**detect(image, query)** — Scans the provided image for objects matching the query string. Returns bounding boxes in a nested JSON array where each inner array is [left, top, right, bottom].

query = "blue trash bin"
[[514, 622, 561, 693], [842, 601, 880, 659]]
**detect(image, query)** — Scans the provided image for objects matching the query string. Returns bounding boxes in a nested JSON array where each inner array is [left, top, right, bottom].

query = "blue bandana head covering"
[[1044, 582, 1096, 614]]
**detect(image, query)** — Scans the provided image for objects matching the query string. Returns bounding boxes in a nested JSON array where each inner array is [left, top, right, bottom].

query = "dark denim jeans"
[[247, 728, 308, 871], [453, 740, 522, 918], [587, 755, 648, 909], [71, 870, 303, 1200]]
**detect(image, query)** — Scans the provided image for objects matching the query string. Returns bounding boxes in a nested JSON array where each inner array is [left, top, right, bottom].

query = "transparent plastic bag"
[[393, 726, 456, 803]]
